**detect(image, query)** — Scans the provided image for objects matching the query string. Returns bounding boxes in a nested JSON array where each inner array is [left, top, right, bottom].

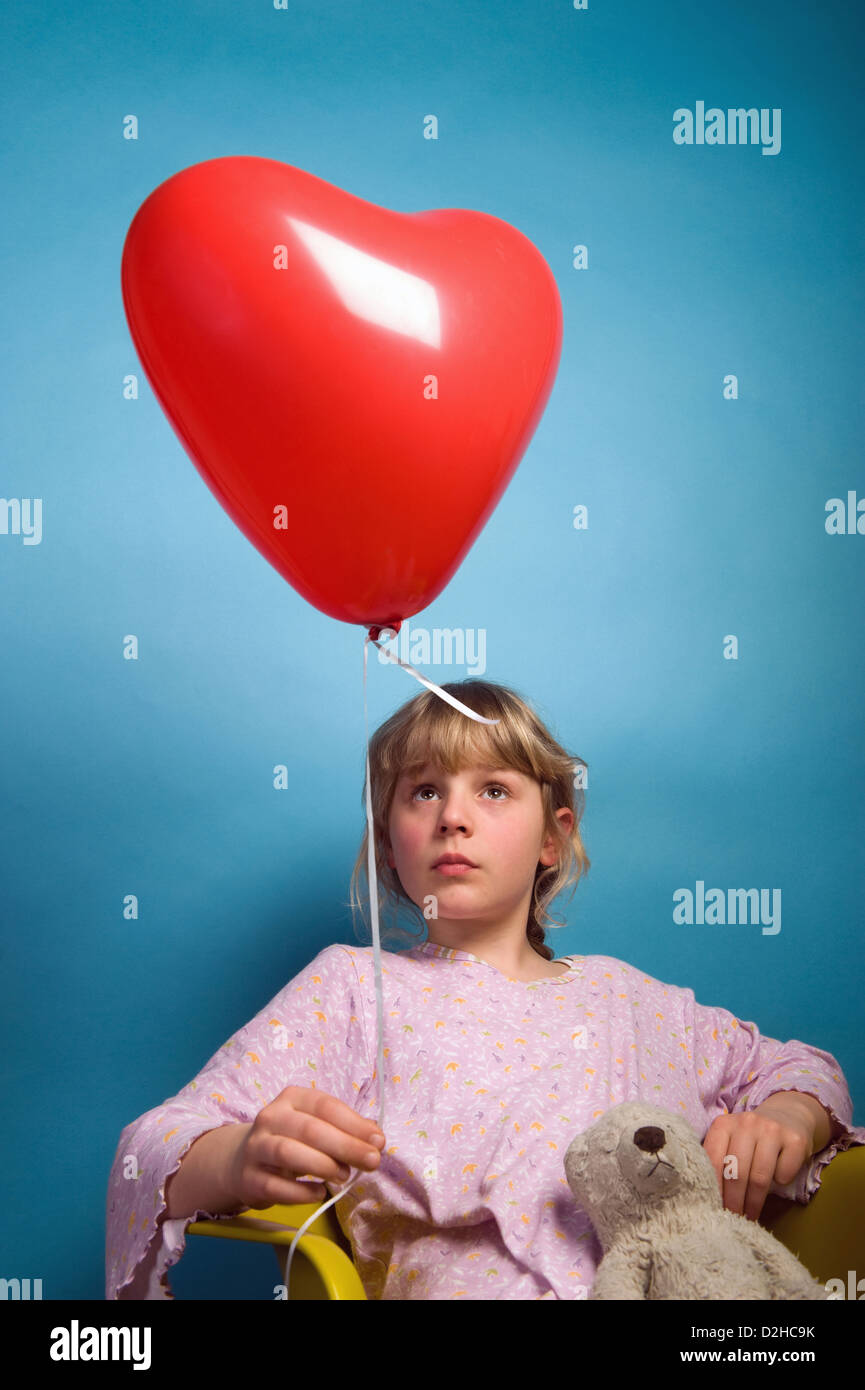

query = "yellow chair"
[[188, 1145, 865, 1299], [759, 1144, 865, 1292], [188, 1200, 366, 1299]]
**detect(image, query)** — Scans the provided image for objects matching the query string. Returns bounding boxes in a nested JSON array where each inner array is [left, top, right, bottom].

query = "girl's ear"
[[540, 810, 572, 866]]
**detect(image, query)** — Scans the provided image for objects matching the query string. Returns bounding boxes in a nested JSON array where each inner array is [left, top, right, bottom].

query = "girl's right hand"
[[224, 1085, 386, 1209]]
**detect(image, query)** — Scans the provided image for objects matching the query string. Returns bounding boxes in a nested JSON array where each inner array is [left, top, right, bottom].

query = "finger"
[[257, 1130, 360, 1185], [270, 1095, 385, 1172], [283, 1087, 385, 1142], [247, 1170, 329, 1209], [701, 1118, 734, 1199], [280, 1088, 385, 1155], [773, 1131, 811, 1187], [718, 1130, 757, 1217], [741, 1130, 785, 1222]]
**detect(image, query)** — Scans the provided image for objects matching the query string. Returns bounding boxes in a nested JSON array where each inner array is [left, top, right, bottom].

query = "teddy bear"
[[563, 1101, 830, 1300]]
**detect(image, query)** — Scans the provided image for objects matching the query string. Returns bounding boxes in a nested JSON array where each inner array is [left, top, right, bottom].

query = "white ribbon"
[[281, 625, 499, 1297]]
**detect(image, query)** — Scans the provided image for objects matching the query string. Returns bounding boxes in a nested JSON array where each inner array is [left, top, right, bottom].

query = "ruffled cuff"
[[106, 1119, 245, 1300]]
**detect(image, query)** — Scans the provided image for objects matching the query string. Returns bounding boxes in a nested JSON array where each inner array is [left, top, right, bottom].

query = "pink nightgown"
[[105, 941, 865, 1300]]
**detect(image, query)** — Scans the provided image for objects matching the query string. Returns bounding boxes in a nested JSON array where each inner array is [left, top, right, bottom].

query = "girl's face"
[[385, 760, 573, 935]]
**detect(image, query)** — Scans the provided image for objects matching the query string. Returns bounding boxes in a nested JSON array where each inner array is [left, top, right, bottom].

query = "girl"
[[105, 679, 865, 1300]]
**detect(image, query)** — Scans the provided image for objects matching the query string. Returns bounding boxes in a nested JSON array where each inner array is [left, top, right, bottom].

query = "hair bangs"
[[389, 689, 539, 784]]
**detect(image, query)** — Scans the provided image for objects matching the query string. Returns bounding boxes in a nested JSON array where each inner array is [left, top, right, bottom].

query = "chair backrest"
[[187, 1201, 366, 1300]]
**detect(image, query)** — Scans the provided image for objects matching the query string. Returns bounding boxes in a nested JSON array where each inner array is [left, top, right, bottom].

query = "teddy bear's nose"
[[633, 1125, 666, 1153]]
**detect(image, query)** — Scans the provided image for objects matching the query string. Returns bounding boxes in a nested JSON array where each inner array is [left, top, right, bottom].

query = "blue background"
[[1, 0, 862, 1299]]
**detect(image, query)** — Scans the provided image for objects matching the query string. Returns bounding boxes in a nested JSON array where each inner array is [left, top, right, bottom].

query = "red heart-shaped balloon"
[[121, 156, 562, 628]]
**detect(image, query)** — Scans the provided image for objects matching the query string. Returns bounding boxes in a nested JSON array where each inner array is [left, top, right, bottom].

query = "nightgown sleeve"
[[683, 987, 865, 1203], [105, 944, 372, 1298]]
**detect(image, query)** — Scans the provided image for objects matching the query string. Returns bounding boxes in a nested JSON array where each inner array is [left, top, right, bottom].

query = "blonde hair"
[[347, 679, 590, 961]]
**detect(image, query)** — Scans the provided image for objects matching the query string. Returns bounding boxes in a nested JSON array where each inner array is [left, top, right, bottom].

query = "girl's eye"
[[411, 784, 509, 801]]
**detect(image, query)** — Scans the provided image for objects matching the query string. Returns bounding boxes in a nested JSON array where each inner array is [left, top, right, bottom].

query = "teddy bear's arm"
[[739, 1220, 829, 1300], [589, 1244, 653, 1301]]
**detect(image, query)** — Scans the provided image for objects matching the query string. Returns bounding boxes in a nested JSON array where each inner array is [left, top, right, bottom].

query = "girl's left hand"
[[701, 1099, 815, 1222]]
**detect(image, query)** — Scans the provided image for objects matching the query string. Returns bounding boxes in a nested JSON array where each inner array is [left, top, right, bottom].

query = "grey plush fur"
[[563, 1101, 829, 1300]]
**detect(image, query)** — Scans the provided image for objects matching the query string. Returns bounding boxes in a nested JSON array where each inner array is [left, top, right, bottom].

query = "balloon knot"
[[368, 621, 401, 641]]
